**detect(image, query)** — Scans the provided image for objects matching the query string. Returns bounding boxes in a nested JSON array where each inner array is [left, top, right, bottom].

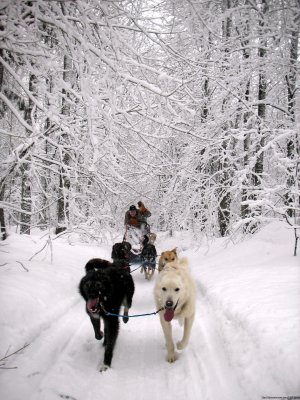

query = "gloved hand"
[[138, 201, 147, 212]]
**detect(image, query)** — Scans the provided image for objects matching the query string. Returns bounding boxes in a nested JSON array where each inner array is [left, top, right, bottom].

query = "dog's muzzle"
[[87, 297, 101, 313], [165, 300, 174, 309], [163, 299, 179, 322], [165, 298, 179, 310]]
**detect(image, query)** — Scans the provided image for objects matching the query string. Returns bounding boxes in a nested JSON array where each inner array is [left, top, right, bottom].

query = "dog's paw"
[[95, 331, 104, 340], [167, 353, 177, 363], [176, 340, 187, 350], [99, 364, 110, 372]]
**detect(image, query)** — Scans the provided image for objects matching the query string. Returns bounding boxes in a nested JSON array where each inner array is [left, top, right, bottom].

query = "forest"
[[0, 0, 299, 241]]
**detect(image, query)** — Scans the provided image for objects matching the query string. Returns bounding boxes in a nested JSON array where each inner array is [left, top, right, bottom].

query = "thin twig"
[[29, 240, 48, 261], [16, 261, 29, 272], [294, 228, 299, 257], [0, 343, 30, 368]]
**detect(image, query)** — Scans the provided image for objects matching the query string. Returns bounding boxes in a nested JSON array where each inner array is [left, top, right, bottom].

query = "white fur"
[[154, 257, 196, 363]]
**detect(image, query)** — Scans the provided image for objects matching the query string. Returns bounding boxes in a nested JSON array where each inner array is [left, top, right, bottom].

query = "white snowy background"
[[0, 221, 299, 400], [1, 2, 300, 399]]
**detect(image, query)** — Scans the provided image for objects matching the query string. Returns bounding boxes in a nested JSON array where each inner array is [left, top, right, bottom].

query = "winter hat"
[[129, 205, 137, 211]]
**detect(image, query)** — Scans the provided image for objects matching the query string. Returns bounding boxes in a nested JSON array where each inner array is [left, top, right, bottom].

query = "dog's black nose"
[[166, 300, 173, 309]]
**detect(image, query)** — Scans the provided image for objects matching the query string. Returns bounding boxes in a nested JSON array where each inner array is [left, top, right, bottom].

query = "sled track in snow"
[[1, 270, 267, 400]]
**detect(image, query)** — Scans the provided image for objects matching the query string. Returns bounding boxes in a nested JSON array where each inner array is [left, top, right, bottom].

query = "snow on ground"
[[0, 221, 299, 400]]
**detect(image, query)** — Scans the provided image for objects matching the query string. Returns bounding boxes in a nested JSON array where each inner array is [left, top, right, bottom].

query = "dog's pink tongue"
[[164, 308, 174, 322], [87, 298, 98, 311]]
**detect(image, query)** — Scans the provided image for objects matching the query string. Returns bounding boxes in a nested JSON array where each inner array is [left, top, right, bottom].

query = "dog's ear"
[[171, 248, 177, 254], [161, 251, 165, 257]]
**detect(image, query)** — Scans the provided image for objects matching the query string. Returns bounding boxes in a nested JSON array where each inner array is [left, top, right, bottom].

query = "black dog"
[[79, 258, 135, 371], [85, 258, 112, 272], [111, 241, 132, 269], [141, 243, 157, 280]]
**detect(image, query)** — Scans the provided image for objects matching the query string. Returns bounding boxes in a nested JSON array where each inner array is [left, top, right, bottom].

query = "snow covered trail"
[[1, 223, 299, 400], [0, 264, 248, 400], [10, 272, 246, 400]]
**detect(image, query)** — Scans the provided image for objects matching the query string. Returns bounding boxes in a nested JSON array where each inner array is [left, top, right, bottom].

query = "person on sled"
[[124, 202, 151, 235], [124, 205, 140, 228], [124, 202, 152, 255]]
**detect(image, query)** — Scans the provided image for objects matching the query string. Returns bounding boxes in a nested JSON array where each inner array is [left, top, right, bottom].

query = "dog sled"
[[123, 223, 157, 279], [123, 224, 148, 263]]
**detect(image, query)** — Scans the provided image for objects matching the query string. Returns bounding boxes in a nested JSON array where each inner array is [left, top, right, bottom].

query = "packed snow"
[[0, 221, 299, 400]]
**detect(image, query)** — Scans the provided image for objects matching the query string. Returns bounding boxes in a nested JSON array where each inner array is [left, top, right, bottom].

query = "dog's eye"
[[175, 288, 180, 292], [162, 287, 166, 291]]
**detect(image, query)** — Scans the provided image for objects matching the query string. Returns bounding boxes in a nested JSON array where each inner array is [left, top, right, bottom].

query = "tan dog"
[[158, 248, 178, 272], [154, 257, 196, 363]]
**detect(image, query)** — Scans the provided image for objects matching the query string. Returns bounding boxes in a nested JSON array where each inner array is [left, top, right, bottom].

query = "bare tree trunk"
[[20, 73, 35, 234], [238, 6, 252, 223], [0, 188, 6, 240], [55, 53, 72, 234], [285, 4, 300, 218], [0, 10, 7, 239], [39, 23, 55, 229], [54, 2, 75, 234], [218, 0, 232, 237], [0, 53, 7, 239], [241, 81, 251, 220], [245, 0, 268, 232]]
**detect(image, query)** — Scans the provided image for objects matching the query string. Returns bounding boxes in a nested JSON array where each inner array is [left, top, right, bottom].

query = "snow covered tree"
[[0, 0, 299, 240]]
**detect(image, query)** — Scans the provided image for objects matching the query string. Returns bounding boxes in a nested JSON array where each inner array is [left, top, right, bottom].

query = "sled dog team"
[[79, 245, 197, 372]]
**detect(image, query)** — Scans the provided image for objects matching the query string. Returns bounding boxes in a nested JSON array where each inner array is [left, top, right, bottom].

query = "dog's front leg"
[[159, 313, 176, 363], [177, 314, 195, 350], [89, 315, 103, 340], [100, 317, 119, 372], [149, 267, 154, 279], [122, 283, 134, 324]]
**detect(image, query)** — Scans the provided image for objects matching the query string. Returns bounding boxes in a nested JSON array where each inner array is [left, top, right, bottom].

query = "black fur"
[[141, 243, 157, 264], [79, 258, 135, 370], [111, 241, 132, 269], [142, 234, 149, 247], [85, 258, 112, 273]]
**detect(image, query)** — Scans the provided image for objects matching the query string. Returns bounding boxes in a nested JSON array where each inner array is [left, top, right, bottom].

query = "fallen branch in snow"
[[59, 394, 78, 400], [0, 261, 29, 271], [0, 343, 30, 369], [16, 261, 29, 272], [293, 227, 299, 257], [283, 214, 300, 257], [29, 235, 53, 263]]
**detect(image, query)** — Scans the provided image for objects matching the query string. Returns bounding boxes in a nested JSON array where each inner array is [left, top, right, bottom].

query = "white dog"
[[154, 257, 196, 363]]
